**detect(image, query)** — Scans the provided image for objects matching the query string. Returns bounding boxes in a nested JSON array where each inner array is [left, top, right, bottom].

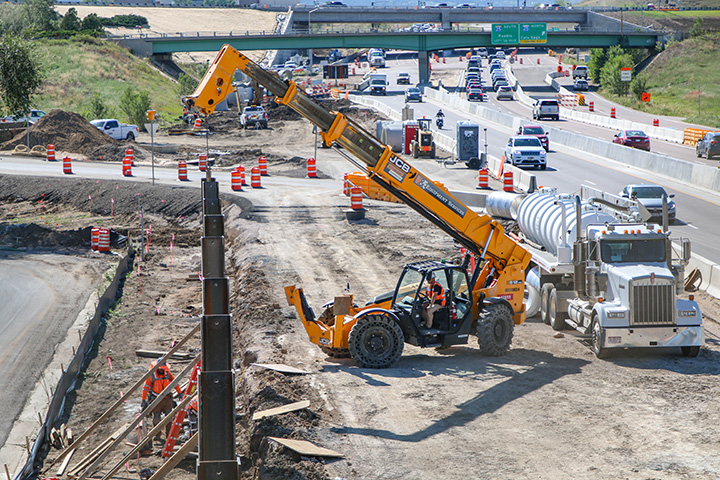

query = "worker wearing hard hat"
[[140, 359, 182, 444]]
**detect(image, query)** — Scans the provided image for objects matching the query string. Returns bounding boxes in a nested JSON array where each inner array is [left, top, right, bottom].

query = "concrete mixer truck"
[[515, 187, 703, 358]]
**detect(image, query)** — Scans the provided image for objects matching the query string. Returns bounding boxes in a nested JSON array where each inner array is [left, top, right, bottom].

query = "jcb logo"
[[389, 156, 411, 173]]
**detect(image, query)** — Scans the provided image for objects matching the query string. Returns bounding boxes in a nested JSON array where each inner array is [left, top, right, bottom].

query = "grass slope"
[[35, 37, 184, 121], [599, 33, 720, 127]]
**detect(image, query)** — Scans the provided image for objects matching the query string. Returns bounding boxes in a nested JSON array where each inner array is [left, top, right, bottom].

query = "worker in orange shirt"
[[140, 358, 182, 446]]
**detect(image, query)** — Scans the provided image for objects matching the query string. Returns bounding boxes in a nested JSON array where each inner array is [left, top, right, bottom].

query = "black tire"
[[549, 288, 566, 331], [681, 346, 700, 357], [126, 132, 135, 141], [467, 157, 480, 169], [319, 345, 351, 358], [412, 142, 418, 158], [540, 283, 553, 325], [540, 164, 547, 170], [261, 121, 268, 129], [430, 143, 436, 158], [591, 317, 607, 358], [476, 302, 514, 356], [348, 314, 404, 368]]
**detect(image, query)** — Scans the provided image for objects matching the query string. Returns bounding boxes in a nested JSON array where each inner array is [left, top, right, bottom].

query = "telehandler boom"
[[183, 44, 532, 367]]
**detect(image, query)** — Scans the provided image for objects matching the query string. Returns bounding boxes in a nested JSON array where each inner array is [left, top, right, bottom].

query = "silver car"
[[505, 135, 546, 169], [496, 86, 514, 100], [620, 184, 676, 224]]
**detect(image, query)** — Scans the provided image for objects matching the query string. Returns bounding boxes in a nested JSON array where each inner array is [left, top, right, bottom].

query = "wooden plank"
[[69, 424, 128, 476], [252, 400, 310, 421], [56, 448, 75, 476], [51, 324, 200, 467], [146, 433, 198, 480], [251, 363, 310, 375], [135, 350, 194, 361], [267, 438, 343, 458]]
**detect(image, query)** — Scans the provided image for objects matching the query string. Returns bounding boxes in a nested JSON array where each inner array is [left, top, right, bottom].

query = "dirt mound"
[[1, 109, 117, 156], [0, 223, 88, 249]]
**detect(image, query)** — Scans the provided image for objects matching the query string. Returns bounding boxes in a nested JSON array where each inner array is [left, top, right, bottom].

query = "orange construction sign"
[[641, 92, 651, 102]]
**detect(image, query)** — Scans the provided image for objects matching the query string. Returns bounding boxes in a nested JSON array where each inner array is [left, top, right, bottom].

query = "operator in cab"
[[422, 273, 445, 328]]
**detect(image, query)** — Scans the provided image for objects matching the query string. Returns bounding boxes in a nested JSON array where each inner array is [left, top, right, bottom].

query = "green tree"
[[0, 34, 44, 118], [119, 87, 151, 130], [22, 0, 57, 33], [588, 48, 607, 83], [88, 94, 108, 119], [630, 74, 647, 101], [690, 17, 704, 37], [59, 7, 81, 31], [600, 54, 633, 95], [0, 4, 29, 36], [176, 73, 198, 98], [81, 13, 104, 33]]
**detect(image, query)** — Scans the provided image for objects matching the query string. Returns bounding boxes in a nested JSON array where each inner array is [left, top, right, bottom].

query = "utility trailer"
[[521, 186, 703, 358]]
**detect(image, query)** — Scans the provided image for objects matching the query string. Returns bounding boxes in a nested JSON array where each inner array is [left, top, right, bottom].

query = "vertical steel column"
[[198, 176, 237, 480]]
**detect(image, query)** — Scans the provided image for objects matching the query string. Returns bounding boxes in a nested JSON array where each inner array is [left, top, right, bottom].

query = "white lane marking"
[[584, 180, 597, 185], [687, 224, 698, 230]]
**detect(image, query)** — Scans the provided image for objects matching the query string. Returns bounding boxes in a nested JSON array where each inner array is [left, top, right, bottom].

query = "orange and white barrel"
[[91, 227, 100, 251], [250, 166, 261, 188], [193, 117, 202, 130], [97, 229, 110, 252], [258, 156, 268, 176], [125, 148, 134, 166], [63, 156, 72, 174], [307, 157, 317, 178], [199, 153, 207, 172], [653, 118, 659, 127], [610, 107, 616, 119], [588, 101, 594, 112], [237, 165, 246, 185], [503, 171, 514, 192], [47, 144, 56, 162], [122, 156, 132, 176], [178, 160, 188, 181], [350, 186, 364, 210], [343, 173, 349, 196], [231, 168, 243, 191], [477, 169, 489, 189], [519, 57, 523, 64]]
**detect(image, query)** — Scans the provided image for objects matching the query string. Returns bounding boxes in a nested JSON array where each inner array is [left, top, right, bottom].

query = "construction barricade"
[[503, 171, 514, 192], [610, 107, 616, 119], [199, 153, 207, 172], [556, 94, 578, 108], [63, 156, 72, 175], [307, 157, 317, 178], [237, 165, 246, 185], [97, 229, 111, 252], [125, 148, 134, 166], [258, 156, 268, 176], [91, 227, 100, 251], [47, 144, 55, 162], [477, 168, 489, 189], [231, 168, 243, 191], [122, 157, 132, 177], [250, 167, 261, 188], [683, 128, 713, 146], [588, 101, 594, 112], [178, 160, 188, 181]]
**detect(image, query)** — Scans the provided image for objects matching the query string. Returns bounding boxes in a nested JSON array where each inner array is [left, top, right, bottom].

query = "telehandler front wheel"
[[348, 314, 404, 368], [476, 303, 513, 356], [319, 346, 351, 358]]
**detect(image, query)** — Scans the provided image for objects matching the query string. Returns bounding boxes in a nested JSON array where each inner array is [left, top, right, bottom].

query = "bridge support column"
[[418, 51, 430, 85]]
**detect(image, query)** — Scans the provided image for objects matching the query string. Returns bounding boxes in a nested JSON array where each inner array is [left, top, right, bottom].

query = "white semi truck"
[[517, 187, 703, 358]]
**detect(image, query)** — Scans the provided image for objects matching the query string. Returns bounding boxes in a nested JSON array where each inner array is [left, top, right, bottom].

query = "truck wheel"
[[591, 316, 607, 359], [476, 302, 513, 356], [261, 121, 268, 129], [348, 313, 404, 368], [467, 157, 480, 169], [681, 346, 700, 357], [430, 143, 436, 159], [319, 345, 351, 358], [540, 283, 553, 325], [126, 132, 135, 141], [549, 288, 566, 331]]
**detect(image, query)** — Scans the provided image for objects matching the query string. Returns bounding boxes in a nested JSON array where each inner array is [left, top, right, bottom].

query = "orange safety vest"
[[142, 365, 182, 401], [426, 283, 446, 306]]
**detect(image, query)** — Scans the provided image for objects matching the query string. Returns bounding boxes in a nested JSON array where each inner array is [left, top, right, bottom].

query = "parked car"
[[240, 105, 268, 129], [405, 87, 422, 102], [613, 129, 650, 152], [532, 99, 560, 120], [620, 184, 676, 224], [468, 87, 484, 101], [505, 135, 546, 169], [324, 1, 348, 6], [695, 131, 720, 159], [397, 72, 411, 85], [496, 86, 514, 101], [516, 124, 549, 151], [573, 79, 589, 91], [2, 109, 47, 124]]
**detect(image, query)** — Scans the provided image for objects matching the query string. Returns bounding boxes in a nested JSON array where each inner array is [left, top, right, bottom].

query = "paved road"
[[0, 252, 106, 449], [356, 56, 720, 263]]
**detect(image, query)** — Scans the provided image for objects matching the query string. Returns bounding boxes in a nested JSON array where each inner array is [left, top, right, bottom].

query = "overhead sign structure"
[[492, 23, 547, 45], [621, 67, 632, 82]]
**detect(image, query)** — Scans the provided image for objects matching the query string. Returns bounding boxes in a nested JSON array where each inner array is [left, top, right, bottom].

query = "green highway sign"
[[491, 23, 547, 45], [491, 24, 518, 44], [520, 23, 547, 44]]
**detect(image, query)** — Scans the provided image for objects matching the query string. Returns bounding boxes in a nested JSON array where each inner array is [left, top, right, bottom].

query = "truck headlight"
[[607, 311, 626, 319], [678, 310, 696, 317]]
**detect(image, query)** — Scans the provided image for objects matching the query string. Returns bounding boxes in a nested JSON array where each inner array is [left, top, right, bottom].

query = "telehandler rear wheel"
[[348, 314, 404, 368], [476, 303, 513, 356]]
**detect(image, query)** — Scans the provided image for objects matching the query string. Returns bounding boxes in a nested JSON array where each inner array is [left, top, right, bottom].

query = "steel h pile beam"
[[198, 171, 236, 480]]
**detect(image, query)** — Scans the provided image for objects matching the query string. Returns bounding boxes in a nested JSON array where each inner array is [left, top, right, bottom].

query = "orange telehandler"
[[183, 44, 532, 368]]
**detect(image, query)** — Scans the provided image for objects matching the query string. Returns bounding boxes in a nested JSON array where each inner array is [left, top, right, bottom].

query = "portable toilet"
[[456, 121, 482, 168], [402, 121, 420, 154]]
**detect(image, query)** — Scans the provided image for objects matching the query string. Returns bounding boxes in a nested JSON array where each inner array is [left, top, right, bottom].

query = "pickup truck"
[[91, 119, 140, 141], [240, 105, 268, 129], [572, 65, 589, 79], [532, 99, 560, 121]]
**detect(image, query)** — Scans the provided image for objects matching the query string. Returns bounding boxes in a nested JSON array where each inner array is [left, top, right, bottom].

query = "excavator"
[[183, 44, 532, 368]]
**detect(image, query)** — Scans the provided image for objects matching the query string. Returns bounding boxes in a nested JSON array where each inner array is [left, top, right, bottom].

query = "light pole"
[[308, 7, 321, 34]]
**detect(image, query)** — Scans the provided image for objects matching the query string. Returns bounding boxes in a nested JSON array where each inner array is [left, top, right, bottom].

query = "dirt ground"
[[6, 102, 720, 480]]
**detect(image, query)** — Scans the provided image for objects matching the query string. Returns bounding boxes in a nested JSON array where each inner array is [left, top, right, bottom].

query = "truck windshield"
[[600, 239, 666, 263]]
